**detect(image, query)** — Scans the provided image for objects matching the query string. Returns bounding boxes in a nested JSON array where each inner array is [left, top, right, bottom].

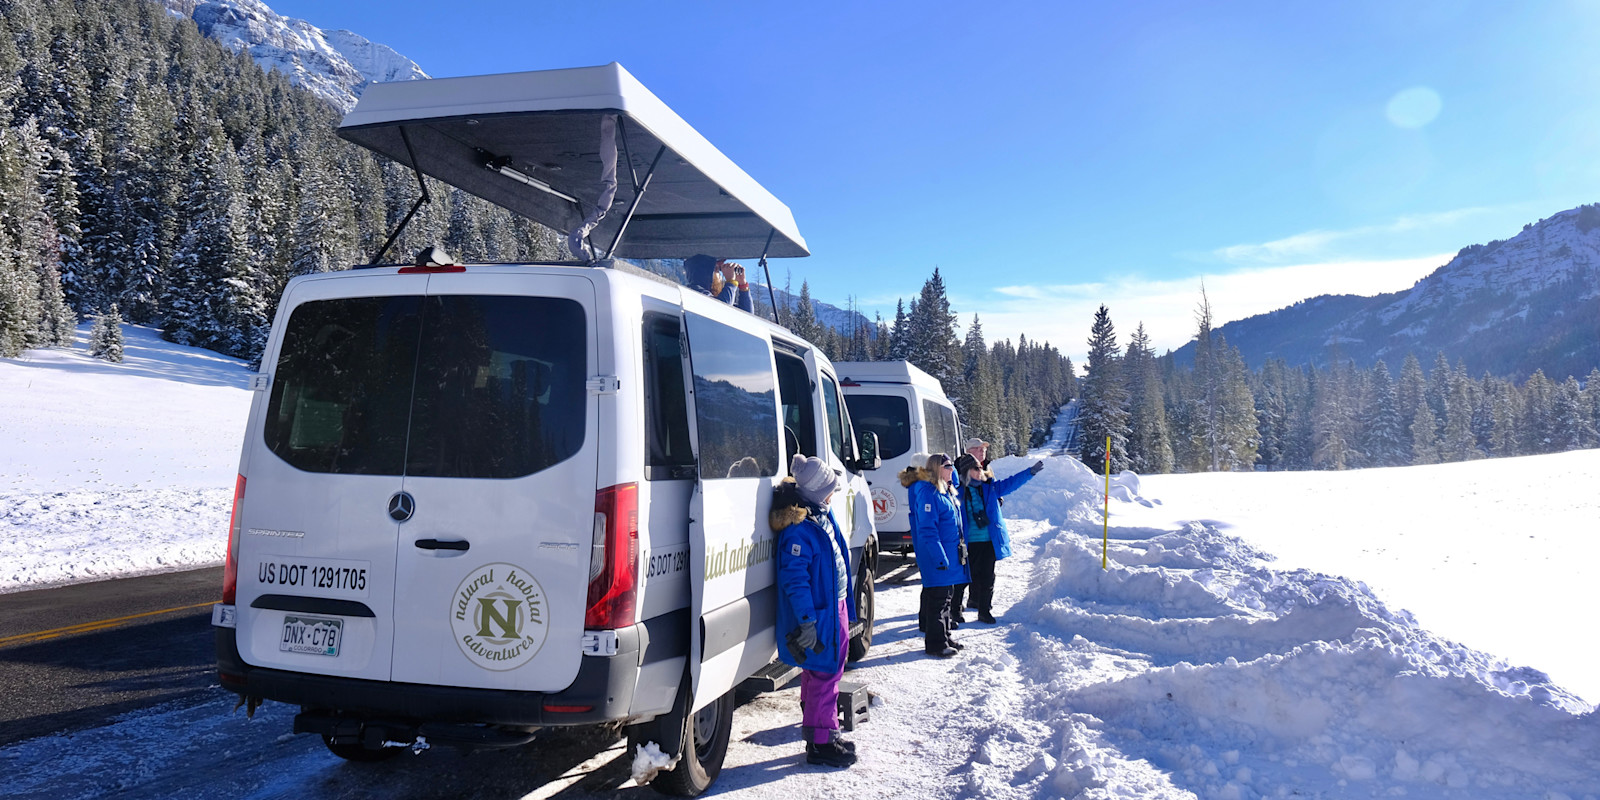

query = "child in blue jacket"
[[773, 454, 858, 768]]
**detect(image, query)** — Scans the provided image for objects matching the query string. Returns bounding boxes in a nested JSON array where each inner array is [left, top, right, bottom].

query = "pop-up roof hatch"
[[337, 62, 809, 264]]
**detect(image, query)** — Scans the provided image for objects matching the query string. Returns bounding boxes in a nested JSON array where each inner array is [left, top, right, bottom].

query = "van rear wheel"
[[630, 677, 734, 796], [848, 557, 875, 662]]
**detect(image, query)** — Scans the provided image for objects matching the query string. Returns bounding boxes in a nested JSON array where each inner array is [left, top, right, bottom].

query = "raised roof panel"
[[337, 63, 807, 260], [833, 361, 948, 394]]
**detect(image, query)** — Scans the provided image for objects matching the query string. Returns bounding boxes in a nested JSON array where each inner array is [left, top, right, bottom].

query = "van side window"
[[774, 351, 818, 463], [684, 313, 780, 479], [844, 394, 910, 459], [922, 399, 960, 457], [643, 315, 694, 480], [821, 374, 846, 462]]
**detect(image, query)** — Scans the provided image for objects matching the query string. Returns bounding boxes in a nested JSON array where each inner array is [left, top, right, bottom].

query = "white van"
[[834, 361, 963, 555], [211, 64, 880, 796]]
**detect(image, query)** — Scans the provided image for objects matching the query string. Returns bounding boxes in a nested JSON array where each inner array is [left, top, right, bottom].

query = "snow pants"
[[799, 598, 849, 744], [967, 540, 997, 614]]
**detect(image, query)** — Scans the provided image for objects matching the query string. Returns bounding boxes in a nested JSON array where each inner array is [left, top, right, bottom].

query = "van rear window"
[[264, 295, 586, 478], [844, 394, 911, 460]]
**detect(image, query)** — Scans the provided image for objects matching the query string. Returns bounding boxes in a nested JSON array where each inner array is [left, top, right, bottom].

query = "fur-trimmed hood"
[[898, 465, 934, 488], [769, 477, 810, 532]]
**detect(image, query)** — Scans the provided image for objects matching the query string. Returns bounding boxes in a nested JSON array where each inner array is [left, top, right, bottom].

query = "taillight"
[[585, 482, 639, 629], [221, 475, 245, 604]]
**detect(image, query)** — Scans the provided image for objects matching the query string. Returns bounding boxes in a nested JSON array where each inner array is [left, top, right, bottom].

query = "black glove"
[[1029, 460, 1045, 475], [786, 621, 821, 661]]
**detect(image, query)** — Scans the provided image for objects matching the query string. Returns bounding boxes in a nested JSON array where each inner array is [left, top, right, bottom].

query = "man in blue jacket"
[[773, 454, 858, 767], [956, 453, 1044, 624]]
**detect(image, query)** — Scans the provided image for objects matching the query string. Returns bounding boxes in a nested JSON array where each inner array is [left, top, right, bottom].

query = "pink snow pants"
[[799, 598, 849, 743]]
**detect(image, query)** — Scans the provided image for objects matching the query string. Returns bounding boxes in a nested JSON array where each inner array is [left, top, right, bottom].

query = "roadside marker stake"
[[1103, 435, 1110, 570]]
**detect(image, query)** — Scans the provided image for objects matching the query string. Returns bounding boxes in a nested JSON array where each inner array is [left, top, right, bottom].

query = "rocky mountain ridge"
[[1173, 203, 1600, 380]]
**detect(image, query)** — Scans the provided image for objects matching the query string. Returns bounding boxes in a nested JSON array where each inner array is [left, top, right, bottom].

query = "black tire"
[[631, 677, 734, 797], [848, 556, 875, 662], [322, 734, 402, 762]]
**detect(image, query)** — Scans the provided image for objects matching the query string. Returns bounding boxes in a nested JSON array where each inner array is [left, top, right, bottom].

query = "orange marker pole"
[[1103, 435, 1110, 569]]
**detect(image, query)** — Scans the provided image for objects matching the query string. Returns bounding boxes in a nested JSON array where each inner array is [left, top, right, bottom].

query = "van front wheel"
[[848, 558, 875, 662], [631, 679, 734, 796]]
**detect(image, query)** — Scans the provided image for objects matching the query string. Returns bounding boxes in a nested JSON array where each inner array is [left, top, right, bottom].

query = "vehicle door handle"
[[414, 539, 470, 551]]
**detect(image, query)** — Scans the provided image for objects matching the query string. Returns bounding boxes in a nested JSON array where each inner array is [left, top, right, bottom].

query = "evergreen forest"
[[0, 0, 563, 362]]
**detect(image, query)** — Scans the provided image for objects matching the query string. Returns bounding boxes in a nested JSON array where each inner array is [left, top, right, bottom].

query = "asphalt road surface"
[[0, 567, 224, 747]]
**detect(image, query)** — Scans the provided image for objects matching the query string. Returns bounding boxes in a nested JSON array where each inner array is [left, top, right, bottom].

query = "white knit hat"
[[791, 454, 838, 506]]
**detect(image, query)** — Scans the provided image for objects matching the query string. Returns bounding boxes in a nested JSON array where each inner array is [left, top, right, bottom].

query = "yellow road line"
[[0, 601, 216, 648]]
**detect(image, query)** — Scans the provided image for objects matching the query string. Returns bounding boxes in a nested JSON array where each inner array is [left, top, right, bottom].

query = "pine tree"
[[788, 280, 821, 344], [1311, 361, 1354, 470], [1552, 377, 1596, 451], [87, 302, 124, 362], [1411, 399, 1441, 465], [1440, 368, 1479, 461], [904, 269, 960, 391], [1359, 361, 1407, 467], [1124, 323, 1172, 473], [1077, 304, 1130, 473], [959, 314, 1002, 446], [887, 299, 910, 361], [1186, 289, 1258, 471]]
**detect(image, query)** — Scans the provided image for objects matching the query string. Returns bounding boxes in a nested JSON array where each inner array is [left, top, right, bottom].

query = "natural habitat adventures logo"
[[452, 563, 548, 670]]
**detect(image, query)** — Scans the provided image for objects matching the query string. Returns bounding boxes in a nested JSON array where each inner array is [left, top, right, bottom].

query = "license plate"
[[280, 614, 342, 656]]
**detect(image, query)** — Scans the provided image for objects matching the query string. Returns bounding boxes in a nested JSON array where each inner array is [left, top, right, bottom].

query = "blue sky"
[[269, 0, 1600, 360]]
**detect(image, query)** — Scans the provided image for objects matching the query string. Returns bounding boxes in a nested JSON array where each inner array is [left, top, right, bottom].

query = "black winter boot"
[[806, 740, 857, 767]]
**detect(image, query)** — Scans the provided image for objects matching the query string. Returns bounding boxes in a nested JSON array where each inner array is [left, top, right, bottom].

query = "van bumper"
[[216, 614, 683, 728]]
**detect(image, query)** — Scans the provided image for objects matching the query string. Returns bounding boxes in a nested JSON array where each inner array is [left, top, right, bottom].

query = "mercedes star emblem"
[[387, 492, 416, 522]]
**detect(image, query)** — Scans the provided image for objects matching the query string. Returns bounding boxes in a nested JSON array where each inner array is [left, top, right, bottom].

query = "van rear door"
[[389, 273, 599, 691], [236, 282, 425, 682], [680, 310, 782, 711]]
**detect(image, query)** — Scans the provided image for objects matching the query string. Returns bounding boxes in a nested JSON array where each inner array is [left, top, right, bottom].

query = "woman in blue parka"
[[900, 452, 966, 657], [955, 453, 1044, 624], [774, 454, 858, 768]]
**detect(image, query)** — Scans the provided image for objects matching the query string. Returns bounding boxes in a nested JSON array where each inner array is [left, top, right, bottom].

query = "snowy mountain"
[[161, 0, 428, 112], [1174, 203, 1600, 379]]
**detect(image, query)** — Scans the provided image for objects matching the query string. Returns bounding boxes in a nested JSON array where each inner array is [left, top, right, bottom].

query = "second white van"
[[834, 361, 962, 555]]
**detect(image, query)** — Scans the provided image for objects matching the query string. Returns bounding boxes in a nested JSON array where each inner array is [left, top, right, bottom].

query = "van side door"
[[679, 310, 783, 712]]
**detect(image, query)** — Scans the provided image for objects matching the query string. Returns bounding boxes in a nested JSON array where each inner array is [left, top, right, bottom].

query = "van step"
[[837, 681, 872, 731], [738, 659, 802, 694]]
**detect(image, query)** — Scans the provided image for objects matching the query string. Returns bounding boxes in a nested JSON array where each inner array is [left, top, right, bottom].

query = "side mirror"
[[852, 432, 881, 473]]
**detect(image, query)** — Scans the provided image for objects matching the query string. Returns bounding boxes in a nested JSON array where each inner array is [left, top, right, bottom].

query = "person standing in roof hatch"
[[685, 253, 755, 313], [956, 453, 1043, 624], [773, 454, 858, 768]]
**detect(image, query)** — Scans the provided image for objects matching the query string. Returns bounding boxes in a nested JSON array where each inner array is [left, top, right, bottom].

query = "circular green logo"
[[451, 563, 548, 671]]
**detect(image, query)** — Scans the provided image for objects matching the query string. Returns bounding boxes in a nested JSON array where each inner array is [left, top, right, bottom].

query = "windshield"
[[843, 393, 911, 460]]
